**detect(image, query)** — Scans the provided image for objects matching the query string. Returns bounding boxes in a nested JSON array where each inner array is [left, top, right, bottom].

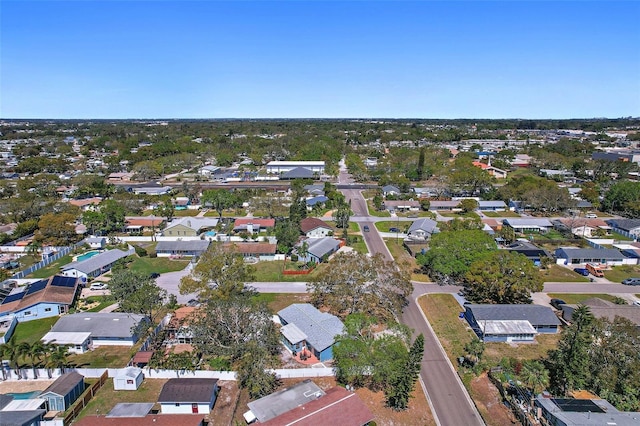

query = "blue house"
[[40, 372, 85, 412], [297, 238, 341, 263], [278, 304, 345, 362], [0, 276, 78, 322], [464, 304, 560, 342]]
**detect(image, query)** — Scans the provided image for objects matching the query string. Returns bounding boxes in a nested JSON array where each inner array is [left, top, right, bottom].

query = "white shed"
[[113, 367, 144, 390]]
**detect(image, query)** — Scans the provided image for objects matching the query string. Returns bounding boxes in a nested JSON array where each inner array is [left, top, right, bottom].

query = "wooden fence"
[[63, 370, 108, 425]]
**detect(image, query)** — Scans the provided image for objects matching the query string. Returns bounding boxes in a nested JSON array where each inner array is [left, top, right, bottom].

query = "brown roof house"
[[0, 275, 78, 323], [300, 217, 332, 238], [222, 242, 277, 261], [158, 378, 219, 415]]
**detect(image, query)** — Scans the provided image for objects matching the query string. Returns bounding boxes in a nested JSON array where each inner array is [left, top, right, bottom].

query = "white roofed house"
[[155, 240, 210, 258], [478, 200, 507, 211], [266, 161, 325, 174], [61, 248, 134, 280], [503, 218, 553, 233], [406, 218, 439, 241]]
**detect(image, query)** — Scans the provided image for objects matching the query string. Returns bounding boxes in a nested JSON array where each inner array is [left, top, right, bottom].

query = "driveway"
[[155, 263, 198, 304]]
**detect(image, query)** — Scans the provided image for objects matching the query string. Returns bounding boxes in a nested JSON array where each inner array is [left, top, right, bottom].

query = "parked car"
[[389, 227, 401, 233], [585, 213, 598, 219], [586, 263, 604, 277], [149, 272, 161, 279], [89, 283, 108, 291], [622, 277, 640, 286], [573, 267, 589, 276], [363, 225, 370, 232], [550, 298, 566, 310]]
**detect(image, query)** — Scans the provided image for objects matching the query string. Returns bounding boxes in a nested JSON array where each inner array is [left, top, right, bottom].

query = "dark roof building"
[[464, 304, 560, 342], [158, 378, 219, 404]]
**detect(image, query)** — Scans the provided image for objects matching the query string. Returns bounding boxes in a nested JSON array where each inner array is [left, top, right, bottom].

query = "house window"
[[175, 403, 180, 406], [24, 311, 32, 316], [44, 308, 52, 312], [127, 379, 134, 384]]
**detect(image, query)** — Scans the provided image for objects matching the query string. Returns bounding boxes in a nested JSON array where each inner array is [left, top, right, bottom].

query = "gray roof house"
[[302, 237, 341, 263], [280, 167, 316, 180], [407, 218, 439, 241], [478, 200, 507, 211], [163, 217, 219, 237], [536, 395, 640, 426], [464, 304, 560, 342], [554, 247, 634, 266], [155, 240, 210, 257], [503, 218, 553, 233], [61, 248, 133, 279], [278, 304, 345, 362], [382, 185, 401, 196], [43, 312, 147, 349], [40, 371, 85, 411], [607, 218, 640, 239]]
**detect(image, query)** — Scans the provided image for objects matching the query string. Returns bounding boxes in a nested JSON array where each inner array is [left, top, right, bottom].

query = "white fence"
[[0, 366, 334, 382]]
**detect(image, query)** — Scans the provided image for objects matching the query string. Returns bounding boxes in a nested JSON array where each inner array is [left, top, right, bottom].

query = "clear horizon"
[[2, 1, 639, 120]]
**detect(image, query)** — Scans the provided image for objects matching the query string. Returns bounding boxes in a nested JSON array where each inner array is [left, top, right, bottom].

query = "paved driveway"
[[155, 263, 198, 304]]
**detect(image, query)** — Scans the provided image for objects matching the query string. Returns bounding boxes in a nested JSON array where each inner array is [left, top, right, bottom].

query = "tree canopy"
[[108, 269, 167, 320]]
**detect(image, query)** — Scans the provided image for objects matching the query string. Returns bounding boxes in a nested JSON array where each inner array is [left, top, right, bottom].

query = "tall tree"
[[36, 212, 78, 246], [179, 243, 255, 300], [274, 219, 300, 254], [236, 342, 280, 399], [386, 334, 424, 410], [202, 189, 237, 219], [463, 251, 543, 304], [108, 269, 167, 320], [521, 360, 549, 406]]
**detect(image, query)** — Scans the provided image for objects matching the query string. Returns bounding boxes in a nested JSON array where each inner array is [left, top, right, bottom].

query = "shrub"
[[134, 245, 148, 257]]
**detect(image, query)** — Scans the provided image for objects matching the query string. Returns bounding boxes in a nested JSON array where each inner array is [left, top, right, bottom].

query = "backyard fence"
[[63, 370, 109, 425], [10, 240, 87, 279]]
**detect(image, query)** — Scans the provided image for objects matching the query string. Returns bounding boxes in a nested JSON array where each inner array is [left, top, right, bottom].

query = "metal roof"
[[278, 304, 344, 352], [42, 331, 91, 345], [503, 218, 553, 228], [49, 313, 147, 338], [155, 240, 210, 252], [247, 380, 325, 422], [280, 323, 307, 344], [478, 200, 507, 208], [466, 304, 561, 326], [555, 247, 625, 260], [306, 238, 341, 259], [62, 249, 130, 274], [106, 403, 154, 418], [479, 320, 537, 335], [408, 218, 438, 234]]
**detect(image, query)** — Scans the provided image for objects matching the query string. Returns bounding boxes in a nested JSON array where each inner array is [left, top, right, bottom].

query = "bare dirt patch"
[[210, 380, 239, 426], [0, 379, 55, 393], [469, 373, 518, 426]]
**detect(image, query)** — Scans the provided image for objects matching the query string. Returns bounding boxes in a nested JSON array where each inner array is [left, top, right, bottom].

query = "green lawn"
[[540, 264, 590, 282], [11, 317, 59, 345], [173, 209, 200, 217], [70, 346, 137, 368], [366, 200, 391, 217], [375, 221, 410, 232], [349, 237, 369, 254], [546, 293, 620, 304], [385, 240, 430, 282], [439, 211, 480, 219], [482, 210, 520, 218], [29, 254, 73, 278], [127, 256, 190, 275], [604, 265, 640, 282], [251, 260, 328, 282], [252, 293, 311, 314]]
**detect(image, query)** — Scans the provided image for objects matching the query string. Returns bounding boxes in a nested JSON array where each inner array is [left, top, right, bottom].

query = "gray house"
[[607, 218, 640, 239], [407, 218, 439, 241], [382, 185, 401, 196], [478, 200, 507, 211], [464, 304, 561, 342], [61, 248, 133, 280], [554, 247, 635, 266], [155, 240, 210, 257], [299, 238, 341, 263], [40, 372, 85, 412]]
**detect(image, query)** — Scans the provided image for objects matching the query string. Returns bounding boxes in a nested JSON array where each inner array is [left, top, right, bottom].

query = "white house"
[[300, 218, 332, 238], [85, 237, 106, 249], [113, 367, 144, 391], [266, 161, 325, 174], [61, 248, 133, 280], [158, 378, 219, 414]]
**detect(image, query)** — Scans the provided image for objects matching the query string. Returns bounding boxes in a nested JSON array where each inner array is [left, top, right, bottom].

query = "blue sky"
[[1, 1, 639, 119]]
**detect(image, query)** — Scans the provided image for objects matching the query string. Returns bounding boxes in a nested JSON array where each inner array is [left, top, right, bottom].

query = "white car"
[[89, 283, 107, 291], [585, 213, 598, 219]]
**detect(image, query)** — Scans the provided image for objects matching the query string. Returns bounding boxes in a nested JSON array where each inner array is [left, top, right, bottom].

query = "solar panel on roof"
[[551, 398, 605, 413], [25, 280, 47, 295], [1, 292, 24, 304], [51, 276, 76, 288]]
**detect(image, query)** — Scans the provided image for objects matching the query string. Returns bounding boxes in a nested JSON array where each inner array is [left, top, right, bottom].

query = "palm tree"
[[27, 341, 47, 379], [464, 338, 485, 365], [521, 360, 550, 407], [47, 345, 71, 375], [0, 338, 23, 379], [26, 241, 43, 260]]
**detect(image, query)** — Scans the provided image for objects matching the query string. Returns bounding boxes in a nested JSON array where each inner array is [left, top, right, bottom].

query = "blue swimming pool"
[[7, 390, 41, 399], [75, 250, 101, 262]]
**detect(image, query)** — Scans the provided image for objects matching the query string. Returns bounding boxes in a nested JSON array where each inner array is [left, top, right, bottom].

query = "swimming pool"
[[7, 390, 41, 399], [74, 250, 102, 262]]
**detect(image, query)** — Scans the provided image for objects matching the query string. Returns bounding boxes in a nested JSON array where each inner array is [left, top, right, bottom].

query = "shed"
[[158, 378, 219, 414], [40, 371, 85, 412], [113, 367, 144, 391]]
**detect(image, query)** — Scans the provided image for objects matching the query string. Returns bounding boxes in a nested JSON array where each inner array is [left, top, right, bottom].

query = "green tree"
[[0, 338, 23, 379], [463, 251, 543, 304], [332, 203, 351, 229], [417, 230, 496, 284], [108, 269, 167, 321], [464, 339, 485, 365], [521, 360, 549, 405], [416, 147, 426, 180], [153, 199, 176, 222], [308, 252, 412, 322], [274, 219, 300, 254], [459, 198, 479, 214], [236, 343, 280, 398], [179, 243, 255, 300], [602, 181, 640, 217], [36, 212, 79, 246], [202, 189, 237, 219], [386, 334, 424, 410]]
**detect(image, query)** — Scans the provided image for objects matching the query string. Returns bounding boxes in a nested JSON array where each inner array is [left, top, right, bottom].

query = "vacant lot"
[[70, 346, 137, 368], [547, 293, 620, 304], [252, 260, 327, 282], [604, 264, 640, 282], [482, 210, 520, 218], [252, 293, 311, 314], [540, 265, 589, 282], [385, 240, 430, 282], [128, 256, 190, 275]]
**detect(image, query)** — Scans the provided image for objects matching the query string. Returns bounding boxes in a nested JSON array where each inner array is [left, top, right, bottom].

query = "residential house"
[[299, 237, 341, 263], [233, 218, 275, 234], [222, 242, 277, 261], [280, 167, 316, 180], [155, 240, 210, 258], [245, 381, 374, 426], [478, 200, 507, 211], [39, 372, 85, 412], [113, 367, 144, 391], [0, 409, 46, 426], [132, 186, 172, 196], [382, 185, 401, 197], [85, 237, 106, 249], [0, 396, 47, 417], [300, 217, 332, 238], [560, 297, 640, 328], [166, 306, 198, 344], [124, 216, 166, 234], [303, 184, 325, 197], [406, 218, 439, 241], [266, 161, 325, 174], [69, 197, 102, 211], [429, 200, 461, 211], [278, 304, 345, 362], [382, 200, 420, 212], [364, 157, 378, 168], [305, 195, 329, 210], [503, 218, 553, 233], [464, 304, 561, 342], [158, 378, 219, 414], [607, 218, 640, 239], [42, 312, 148, 353], [163, 218, 219, 237], [554, 247, 636, 266], [535, 395, 640, 426], [61, 248, 133, 279], [472, 161, 507, 179], [0, 275, 78, 322], [539, 169, 575, 182], [506, 241, 549, 265], [199, 165, 221, 176], [108, 172, 134, 181]]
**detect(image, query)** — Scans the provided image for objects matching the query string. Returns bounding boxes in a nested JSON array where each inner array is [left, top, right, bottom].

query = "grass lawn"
[[252, 293, 311, 314], [366, 201, 391, 217], [12, 317, 59, 345], [482, 210, 520, 218], [540, 265, 589, 282], [127, 256, 190, 275], [440, 211, 480, 219], [28, 254, 73, 278], [76, 296, 114, 313], [173, 209, 199, 217], [385, 240, 430, 282], [530, 229, 566, 240], [251, 260, 328, 282], [77, 378, 168, 420], [375, 221, 410, 232], [483, 334, 559, 363], [547, 293, 620, 304], [604, 265, 640, 282], [349, 238, 369, 254], [70, 346, 136, 368]]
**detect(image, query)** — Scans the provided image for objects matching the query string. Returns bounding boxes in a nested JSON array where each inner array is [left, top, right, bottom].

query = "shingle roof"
[[125, 216, 165, 227], [0, 410, 46, 426], [306, 238, 341, 259], [281, 167, 315, 179], [0, 275, 78, 314], [478, 200, 507, 208], [155, 240, 210, 253], [157, 378, 218, 403], [49, 313, 147, 338], [555, 248, 625, 260], [300, 217, 332, 233], [42, 372, 84, 397], [233, 218, 275, 228], [61, 249, 130, 274], [278, 304, 344, 352], [164, 217, 219, 233], [466, 304, 561, 326], [504, 218, 553, 228], [607, 218, 640, 232], [408, 218, 438, 234]]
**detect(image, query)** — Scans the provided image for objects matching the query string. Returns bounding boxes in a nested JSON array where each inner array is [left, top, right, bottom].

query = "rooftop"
[[466, 304, 561, 326], [42, 372, 84, 397], [61, 249, 130, 274], [157, 378, 218, 403], [278, 304, 344, 352], [247, 380, 325, 422], [48, 313, 147, 338]]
